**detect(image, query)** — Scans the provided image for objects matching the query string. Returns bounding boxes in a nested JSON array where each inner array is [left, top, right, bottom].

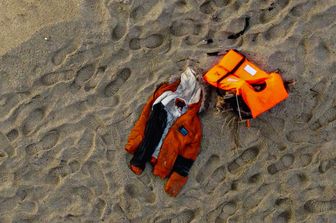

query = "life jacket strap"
[[235, 92, 243, 121], [215, 54, 246, 95]]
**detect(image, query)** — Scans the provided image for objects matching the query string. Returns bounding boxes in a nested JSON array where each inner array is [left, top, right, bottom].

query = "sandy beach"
[[0, 0, 335, 222]]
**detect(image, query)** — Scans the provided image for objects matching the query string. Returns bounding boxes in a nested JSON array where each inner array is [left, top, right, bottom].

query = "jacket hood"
[[168, 67, 208, 113]]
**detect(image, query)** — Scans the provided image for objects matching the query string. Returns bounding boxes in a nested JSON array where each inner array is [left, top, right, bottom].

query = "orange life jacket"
[[203, 49, 288, 118]]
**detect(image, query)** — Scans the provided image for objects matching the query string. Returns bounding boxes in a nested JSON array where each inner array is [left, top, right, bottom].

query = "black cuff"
[[172, 155, 194, 177]]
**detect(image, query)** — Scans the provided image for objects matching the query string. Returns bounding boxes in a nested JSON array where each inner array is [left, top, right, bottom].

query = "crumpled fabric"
[[152, 67, 202, 158], [125, 67, 203, 197]]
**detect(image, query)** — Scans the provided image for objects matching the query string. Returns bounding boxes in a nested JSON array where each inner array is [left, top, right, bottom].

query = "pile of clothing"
[[124, 50, 289, 196], [125, 68, 203, 196]]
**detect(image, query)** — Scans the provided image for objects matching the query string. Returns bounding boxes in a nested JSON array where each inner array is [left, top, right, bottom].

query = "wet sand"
[[0, 0, 335, 222]]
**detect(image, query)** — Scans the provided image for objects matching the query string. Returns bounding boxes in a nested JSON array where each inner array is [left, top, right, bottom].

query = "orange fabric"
[[218, 49, 244, 71], [203, 50, 243, 88], [164, 172, 188, 197], [240, 73, 288, 118], [203, 65, 229, 87], [204, 49, 269, 89], [130, 164, 143, 175], [235, 60, 269, 83], [246, 119, 251, 128], [152, 106, 201, 179], [125, 81, 180, 154], [125, 80, 202, 196], [203, 49, 288, 118], [217, 74, 245, 91], [150, 157, 157, 166]]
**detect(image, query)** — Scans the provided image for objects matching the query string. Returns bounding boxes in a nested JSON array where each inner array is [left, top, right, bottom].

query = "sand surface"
[[0, 0, 335, 222]]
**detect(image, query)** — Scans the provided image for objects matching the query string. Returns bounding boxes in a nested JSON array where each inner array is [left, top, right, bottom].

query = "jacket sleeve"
[[125, 83, 167, 154], [164, 118, 202, 197]]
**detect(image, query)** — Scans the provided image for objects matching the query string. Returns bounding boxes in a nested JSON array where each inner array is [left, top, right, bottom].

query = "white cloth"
[[151, 67, 202, 158]]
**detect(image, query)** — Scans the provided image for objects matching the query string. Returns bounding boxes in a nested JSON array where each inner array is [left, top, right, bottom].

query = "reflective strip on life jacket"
[[234, 60, 269, 83], [204, 50, 269, 85]]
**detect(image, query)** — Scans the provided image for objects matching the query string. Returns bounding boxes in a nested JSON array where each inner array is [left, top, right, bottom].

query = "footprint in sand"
[[171, 209, 195, 223], [243, 183, 271, 209], [130, 0, 163, 21], [207, 200, 238, 223], [68, 160, 80, 173], [304, 199, 336, 213], [90, 198, 107, 219], [143, 34, 164, 48], [247, 172, 262, 184], [22, 108, 45, 135], [272, 210, 291, 223], [228, 146, 260, 174], [39, 130, 60, 150], [318, 158, 336, 174], [51, 39, 80, 66], [124, 182, 156, 204], [0, 135, 10, 162], [47, 160, 71, 179], [86, 161, 109, 196], [129, 33, 165, 50], [263, 16, 295, 41], [75, 64, 95, 84], [200, 1, 216, 15], [267, 154, 295, 175], [313, 41, 331, 61], [217, 201, 238, 222], [108, 2, 130, 41], [286, 172, 308, 187], [309, 106, 336, 130], [6, 129, 19, 142], [70, 185, 94, 203], [199, 0, 229, 15], [203, 165, 226, 193], [170, 19, 195, 37], [25, 130, 59, 156], [286, 129, 329, 144], [297, 153, 313, 168], [104, 68, 131, 97], [305, 6, 336, 30], [40, 70, 74, 86], [112, 24, 127, 41], [129, 38, 142, 50], [289, 1, 315, 17], [196, 154, 220, 184], [275, 197, 292, 208], [258, 0, 290, 24]]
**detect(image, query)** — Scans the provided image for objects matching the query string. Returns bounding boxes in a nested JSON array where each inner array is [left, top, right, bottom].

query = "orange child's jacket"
[[125, 80, 202, 196]]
